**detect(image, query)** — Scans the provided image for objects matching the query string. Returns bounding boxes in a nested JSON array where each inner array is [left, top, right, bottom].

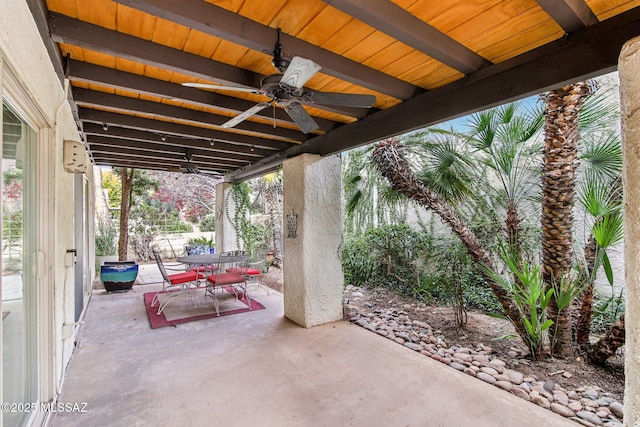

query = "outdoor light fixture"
[[287, 209, 297, 238], [102, 123, 108, 131]]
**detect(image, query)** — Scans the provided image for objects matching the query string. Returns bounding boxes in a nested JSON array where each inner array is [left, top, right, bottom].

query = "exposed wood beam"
[[322, 0, 491, 75], [535, 0, 598, 33], [88, 144, 239, 169], [82, 123, 268, 159], [48, 12, 261, 89], [78, 108, 295, 151], [86, 135, 252, 165], [90, 153, 230, 174], [112, 0, 419, 100], [231, 6, 640, 181], [67, 60, 335, 128], [72, 87, 306, 142]]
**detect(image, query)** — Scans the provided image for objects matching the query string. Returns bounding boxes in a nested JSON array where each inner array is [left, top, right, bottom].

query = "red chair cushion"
[[192, 265, 217, 273], [226, 267, 261, 275], [168, 271, 200, 285], [206, 272, 245, 286]]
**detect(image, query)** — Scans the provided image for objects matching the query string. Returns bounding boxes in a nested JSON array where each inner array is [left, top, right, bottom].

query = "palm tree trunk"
[[541, 82, 592, 357], [587, 314, 625, 366], [574, 234, 598, 350], [371, 138, 527, 339]]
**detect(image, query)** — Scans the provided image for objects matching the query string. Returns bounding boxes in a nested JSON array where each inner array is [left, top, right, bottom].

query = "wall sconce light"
[[286, 209, 297, 238], [102, 123, 109, 131], [161, 135, 166, 142]]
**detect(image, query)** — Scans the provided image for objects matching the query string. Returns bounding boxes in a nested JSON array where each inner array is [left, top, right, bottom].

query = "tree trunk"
[[574, 234, 598, 350], [371, 138, 527, 339], [587, 314, 625, 366], [541, 82, 592, 357], [118, 168, 135, 261]]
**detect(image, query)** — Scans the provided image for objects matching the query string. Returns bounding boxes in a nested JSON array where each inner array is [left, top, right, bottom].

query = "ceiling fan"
[[183, 28, 376, 134], [179, 149, 199, 174]]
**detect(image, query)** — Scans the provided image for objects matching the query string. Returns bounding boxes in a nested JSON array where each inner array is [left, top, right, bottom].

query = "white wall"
[[0, 0, 93, 419]]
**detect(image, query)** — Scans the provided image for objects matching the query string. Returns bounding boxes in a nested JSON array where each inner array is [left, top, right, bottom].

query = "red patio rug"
[[144, 286, 265, 329]]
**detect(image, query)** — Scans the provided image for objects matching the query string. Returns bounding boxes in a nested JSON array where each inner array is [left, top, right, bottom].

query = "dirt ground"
[[262, 266, 624, 404]]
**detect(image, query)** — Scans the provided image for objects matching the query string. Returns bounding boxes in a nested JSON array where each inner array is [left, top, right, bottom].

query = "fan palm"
[[540, 82, 594, 356]]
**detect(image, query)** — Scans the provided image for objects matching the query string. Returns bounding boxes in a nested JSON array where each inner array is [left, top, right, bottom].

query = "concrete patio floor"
[[52, 264, 575, 427]]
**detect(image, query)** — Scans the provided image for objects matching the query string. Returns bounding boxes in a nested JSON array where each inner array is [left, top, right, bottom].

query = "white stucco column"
[[619, 35, 640, 426], [214, 182, 239, 253], [282, 154, 344, 328]]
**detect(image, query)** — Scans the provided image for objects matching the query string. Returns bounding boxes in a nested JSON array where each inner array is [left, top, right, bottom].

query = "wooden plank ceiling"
[[30, 0, 640, 180]]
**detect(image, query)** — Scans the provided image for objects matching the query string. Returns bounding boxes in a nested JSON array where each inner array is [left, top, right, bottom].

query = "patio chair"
[[225, 247, 272, 295], [204, 251, 250, 316], [151, 249, 203, 315]]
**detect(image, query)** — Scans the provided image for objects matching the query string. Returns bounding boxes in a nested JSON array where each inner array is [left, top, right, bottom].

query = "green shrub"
[[342, 235, 377, 287], [200, 214, 216, 232], [343, 224, 428, 295]]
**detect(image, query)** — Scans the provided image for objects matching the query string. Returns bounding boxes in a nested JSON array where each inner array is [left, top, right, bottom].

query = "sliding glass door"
[[1, 100, 38, 427]]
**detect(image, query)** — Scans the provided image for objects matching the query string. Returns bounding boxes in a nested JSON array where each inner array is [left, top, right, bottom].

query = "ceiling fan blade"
[[306, 91, 376, 108], [280, 56, 321, 90], [182, 82, 262, 94], [221, 102, 271, 129], [285, 102, 319, 134]]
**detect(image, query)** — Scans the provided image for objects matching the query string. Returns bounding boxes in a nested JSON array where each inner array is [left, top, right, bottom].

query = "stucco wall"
[[283, 154, 344, 327], [1, 0, 91, 406], [619, 34, 640, 427]]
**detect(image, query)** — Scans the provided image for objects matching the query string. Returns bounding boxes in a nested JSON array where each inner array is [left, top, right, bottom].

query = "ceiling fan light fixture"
[[272, 56, 290, 73]]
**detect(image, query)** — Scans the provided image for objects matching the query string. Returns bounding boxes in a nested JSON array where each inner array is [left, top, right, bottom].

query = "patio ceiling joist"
[[320, 0, 492, 75], [67, 60, 336, 130], [50, 13, 367, 120], [78, 108, 295, 151], [88, 143, 244, 167], [89, 153, 231, 175], [535, 0, 599, 33], [230, 6, 640, 181], [81, 122, 271, 158], [86, 136, 254, 166], [71, 88, 307, 142], [111, 0, 419, 100]]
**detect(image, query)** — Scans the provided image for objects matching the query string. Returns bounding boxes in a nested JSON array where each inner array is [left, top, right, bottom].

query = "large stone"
[[479, 366, 499, 376], [476, 372, 497, 385], [511, 387, 531, 401], [449, 362, 465, 371], [504, 369, 524, 385], [531, 394, 551, 409], [403, 342, 422, 351], [453, 352, 473, 362], [553, 391, 569, 406], [495, 381, 513, 392], [550, 403, 575, 418], [576, 411, 603, 425], [609, 401, 624, 418]]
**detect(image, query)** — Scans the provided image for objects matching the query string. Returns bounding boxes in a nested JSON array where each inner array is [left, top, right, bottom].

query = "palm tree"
[[465, 101, 544, 266], [343, 148, 408, 235], [540, 82, 593, 357], [371, 137, 528, 338]]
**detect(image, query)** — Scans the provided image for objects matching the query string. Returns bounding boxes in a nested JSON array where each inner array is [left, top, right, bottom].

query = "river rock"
[[479, 366, 499, 376], [531, 394, 551, 409], [450, 362, 465, 371], [576, 411, 603, 425], [609, 402, 624, 418], [477, 372, 497, 385], [495, 381, 513, 392], [550, 403, 575, 418], [504, 369, 524, 385], [511, 387, 531, 401]]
